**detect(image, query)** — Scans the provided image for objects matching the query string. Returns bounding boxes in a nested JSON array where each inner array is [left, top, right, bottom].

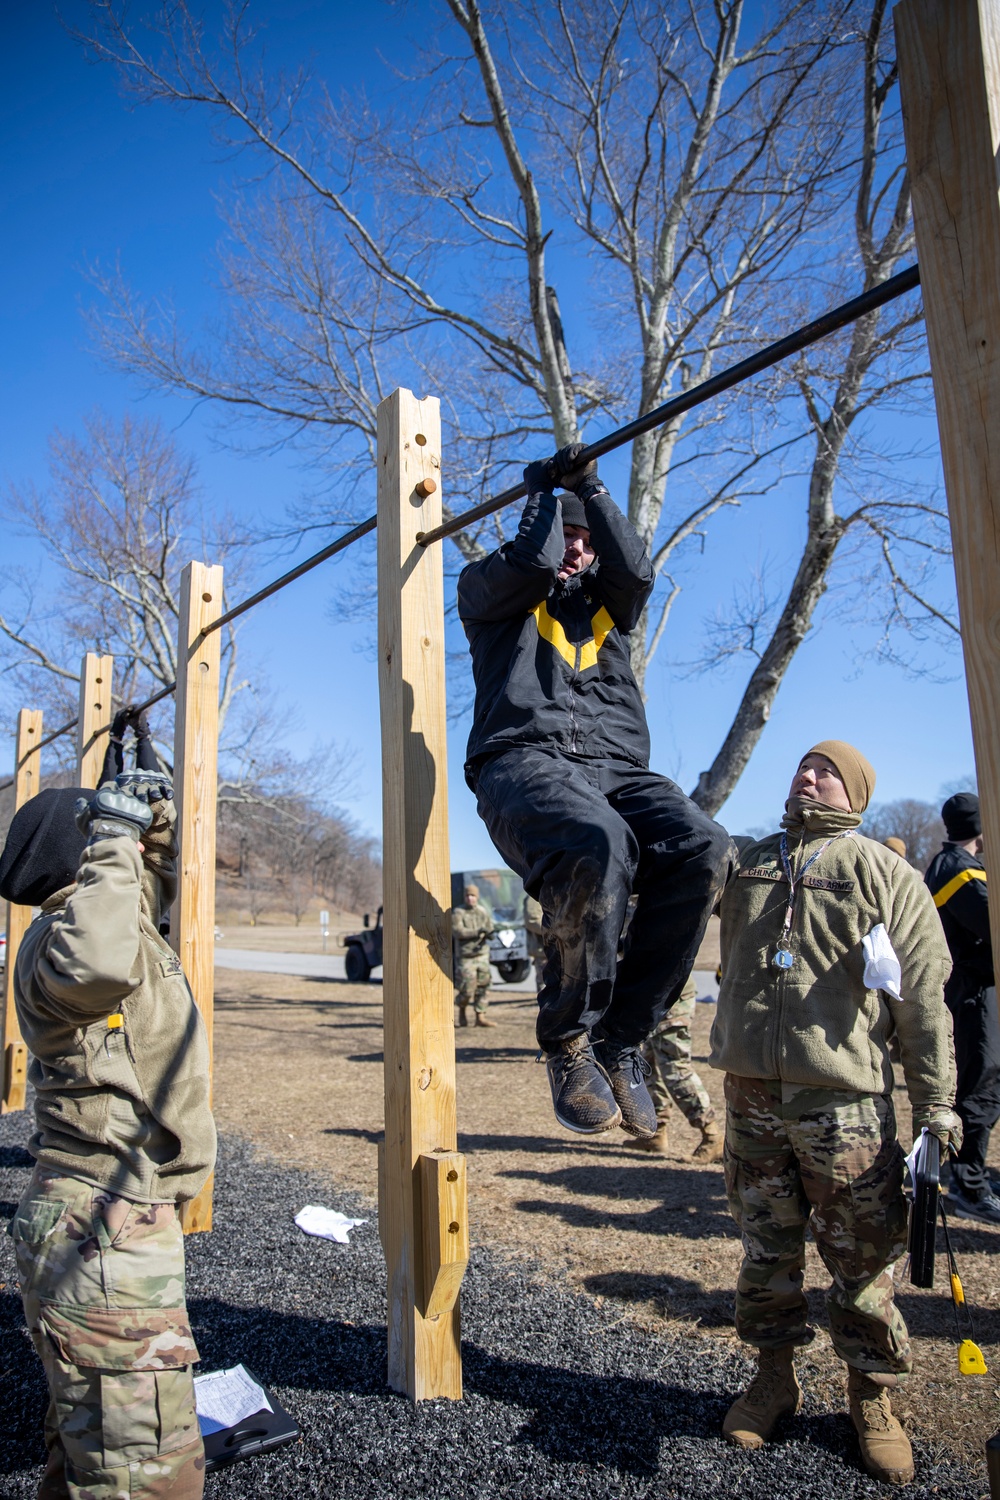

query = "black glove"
[[115, 769, 174, 804], [553, 441, 607, 500], [100, 709, 130, 785], [126, 707, 163, 772], [75, 784, 154, 845], [523, 454, 559, 495]]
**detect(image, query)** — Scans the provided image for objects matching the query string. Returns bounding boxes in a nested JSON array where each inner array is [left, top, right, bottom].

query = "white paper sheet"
[[194, 1363, 273, 1436], [905, 1125, 932, 1185], [294, 1203, 368, 1244], [862, 922, 903, 1000]]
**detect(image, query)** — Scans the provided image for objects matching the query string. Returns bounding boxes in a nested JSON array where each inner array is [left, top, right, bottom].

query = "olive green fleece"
[[709, 808, 955, 1122], [13, 798, 216, 1204]]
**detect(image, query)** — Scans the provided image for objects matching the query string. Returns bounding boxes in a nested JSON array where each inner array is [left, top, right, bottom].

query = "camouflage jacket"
[[451, 902, 494, 960], [14, 797, 216, 1204], [710, 804, 955, 1123]]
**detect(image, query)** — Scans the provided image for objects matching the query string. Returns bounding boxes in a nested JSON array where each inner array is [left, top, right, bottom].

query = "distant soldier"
[[523, 893, 545, 991], [925, 792, 1000, 1223], [884, 836, 907, 860], [452, 883, 495, 1028], [711, 740, 957, 1486], [631, 974, 722, 1161]]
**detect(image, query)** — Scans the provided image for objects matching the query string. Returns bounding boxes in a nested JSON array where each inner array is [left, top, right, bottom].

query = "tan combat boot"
[[692, 1119, 724, 1163], [629, 1120, 669, 1154], [847, 1370, 913, 1485], [723, 1346, 802, 1449], [475, 1013, 497, 1028]]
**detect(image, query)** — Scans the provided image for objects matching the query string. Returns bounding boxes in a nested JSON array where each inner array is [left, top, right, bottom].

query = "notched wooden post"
[[77, 653, 114, 788], [376, 387, 465, 1401], [896, 0, 1000, 982], [2, 708, 43, 1113], [418, 1151, 469, 1319], [173, 561, 223, 1234]]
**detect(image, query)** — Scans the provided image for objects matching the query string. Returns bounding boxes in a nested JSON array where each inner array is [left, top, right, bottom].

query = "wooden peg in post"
[[2, 708, 43, 1113], [77, 653, 114, 787], [896, 0, 1000, 984], [376, 388, 464, 1401], [172, 561, 223, 1234]]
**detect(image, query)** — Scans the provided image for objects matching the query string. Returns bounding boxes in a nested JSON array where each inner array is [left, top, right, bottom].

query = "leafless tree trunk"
[[691, 0, 953, 815]]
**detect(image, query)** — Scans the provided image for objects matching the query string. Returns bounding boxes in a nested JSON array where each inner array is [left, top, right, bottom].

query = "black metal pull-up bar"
[[1, 260, 921, 775]]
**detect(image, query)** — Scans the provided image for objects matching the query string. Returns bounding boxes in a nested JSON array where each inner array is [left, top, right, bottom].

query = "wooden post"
[[376, 387, 465, 1401], [2, 709, 43, 1113], [172, 561, 222, 1234], [896, 0, 1000, 976], [77, 653, 114, 787]]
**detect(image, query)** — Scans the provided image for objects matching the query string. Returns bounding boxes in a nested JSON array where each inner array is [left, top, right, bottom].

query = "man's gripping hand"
[[115, 769, 173, 805], [523, 454, 559, 495], [75, 784, 154, 846], [918, 1107, 964, 1156], [553, 442, 608, 502]]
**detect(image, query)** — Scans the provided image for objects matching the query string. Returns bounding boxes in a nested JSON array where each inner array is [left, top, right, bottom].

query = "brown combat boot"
[[629, 1120, 669, 1154], [692, 1118, 724, 1163], [456, 1005, 469, 1028], [475, 1013, 497, 1028], [723, 1346, 802, 1449], [847, 1370, 913, 1485]]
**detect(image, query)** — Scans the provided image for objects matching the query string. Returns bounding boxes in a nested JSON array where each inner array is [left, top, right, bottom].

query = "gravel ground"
[[0, 1111, 986, 1500]]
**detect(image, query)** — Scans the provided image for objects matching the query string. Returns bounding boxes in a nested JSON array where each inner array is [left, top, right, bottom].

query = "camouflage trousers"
[[642, 980, 715, 1130], [10, 1167, 204, 1499], [723, 1075, 911, 1377], [455, 954, 491, 1013]]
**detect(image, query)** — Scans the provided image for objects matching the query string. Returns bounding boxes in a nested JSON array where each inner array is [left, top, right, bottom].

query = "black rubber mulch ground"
[[0, 1111, 986, 1499]]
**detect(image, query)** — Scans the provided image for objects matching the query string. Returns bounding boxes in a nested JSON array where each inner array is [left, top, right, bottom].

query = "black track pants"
[[472, 748, 733, 1051], [946, 977, 1000, 1196]]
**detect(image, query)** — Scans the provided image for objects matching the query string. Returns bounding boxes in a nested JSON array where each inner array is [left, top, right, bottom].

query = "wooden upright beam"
[[172, 561, 222, 1234], [376, 388, 465, 1401], [896, 0, 1000, 974], [2, 708, 43, 1113], [77, 652, 114, 788]]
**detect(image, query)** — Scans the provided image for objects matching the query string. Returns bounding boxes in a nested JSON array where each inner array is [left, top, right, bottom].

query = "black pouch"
[[908, 1130, 940, 1288]]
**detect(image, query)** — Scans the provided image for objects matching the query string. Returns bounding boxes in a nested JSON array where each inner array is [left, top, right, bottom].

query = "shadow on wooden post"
[[376, 387, 465, 1401], [173, 561, 223, 1235], [2, 708, 43, 1113]]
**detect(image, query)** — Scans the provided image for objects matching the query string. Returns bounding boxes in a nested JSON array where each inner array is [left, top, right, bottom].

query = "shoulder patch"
[[158, 953, 183, 978]]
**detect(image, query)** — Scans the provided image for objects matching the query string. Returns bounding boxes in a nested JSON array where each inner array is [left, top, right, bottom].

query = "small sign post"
[[320, 909, 330, 954]]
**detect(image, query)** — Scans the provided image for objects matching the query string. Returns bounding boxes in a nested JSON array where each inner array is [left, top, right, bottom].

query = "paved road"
[[214, 948, 720, 999]]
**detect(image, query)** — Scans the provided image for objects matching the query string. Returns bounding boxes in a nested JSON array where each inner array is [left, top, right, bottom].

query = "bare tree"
[[0, 411, 246, 754], [75, 0, 955, 814], [690, 0, 955, 814], [863, 798, 946, 872]]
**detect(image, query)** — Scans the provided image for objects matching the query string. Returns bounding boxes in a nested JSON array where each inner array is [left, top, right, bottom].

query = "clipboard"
[[197, 1365, 300, 1473], [908, 1128, 940, 1288]]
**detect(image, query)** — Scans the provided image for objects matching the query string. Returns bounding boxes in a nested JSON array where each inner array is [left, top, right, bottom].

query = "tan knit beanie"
[[884, 836, 907, 859], [802, 740, 876, 814]]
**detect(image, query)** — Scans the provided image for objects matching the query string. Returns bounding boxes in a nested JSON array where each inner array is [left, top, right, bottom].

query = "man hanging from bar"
[[457, 444, 732, 1136]]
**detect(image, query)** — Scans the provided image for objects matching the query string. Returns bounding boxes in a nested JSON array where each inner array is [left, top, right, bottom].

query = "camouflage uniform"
[[10, 1166, 204, 1499], [452, 898, 494, 1015], [643, 976, 715, 1131], [724, 1074, 911, 1376]]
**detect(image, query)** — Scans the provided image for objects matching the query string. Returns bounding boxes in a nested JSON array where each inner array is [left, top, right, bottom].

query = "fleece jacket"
[[13, 798, 216, 1204], [710, 806, 955, 1124]]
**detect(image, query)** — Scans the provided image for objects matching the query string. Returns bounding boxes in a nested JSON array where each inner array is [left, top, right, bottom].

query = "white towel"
[[862, 923, 903, 1001]]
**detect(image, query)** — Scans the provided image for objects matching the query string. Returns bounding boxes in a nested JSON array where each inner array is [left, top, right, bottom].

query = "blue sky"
[[1, 2, 976, 866]]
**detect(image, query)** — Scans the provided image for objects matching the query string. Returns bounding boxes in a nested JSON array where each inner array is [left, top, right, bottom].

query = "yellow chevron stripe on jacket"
[[932, 866, 987, 909], [531, 603, 615, 672]]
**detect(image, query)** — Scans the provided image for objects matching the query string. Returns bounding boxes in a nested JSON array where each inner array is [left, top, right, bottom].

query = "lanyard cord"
[[777, 828, 856, 946]]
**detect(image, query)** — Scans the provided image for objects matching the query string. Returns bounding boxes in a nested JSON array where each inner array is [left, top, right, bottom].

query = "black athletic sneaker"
[[545, 1035, 622, 1134], [949, 1186, 1000, 1225], [594, 1040, 658, 1139]]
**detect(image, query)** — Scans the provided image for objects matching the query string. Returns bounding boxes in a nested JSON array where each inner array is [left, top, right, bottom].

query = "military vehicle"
[[342, 868, 533, 984]]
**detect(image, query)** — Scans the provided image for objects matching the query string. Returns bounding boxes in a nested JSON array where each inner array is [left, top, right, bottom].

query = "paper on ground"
[[294, 1204, 368, 1243], [194, 1363, 273, 1436], [862, 922, 903, 1000]]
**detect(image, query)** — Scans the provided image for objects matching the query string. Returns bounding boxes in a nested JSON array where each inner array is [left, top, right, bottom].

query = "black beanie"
[[0, 788, 90, 907], [559, 493, 589, 530], [942, 791, 981, 841]]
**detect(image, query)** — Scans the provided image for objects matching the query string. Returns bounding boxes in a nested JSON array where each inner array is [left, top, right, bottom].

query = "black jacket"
[[925, 842, 993, 989], [457, 488, 654, 782]]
